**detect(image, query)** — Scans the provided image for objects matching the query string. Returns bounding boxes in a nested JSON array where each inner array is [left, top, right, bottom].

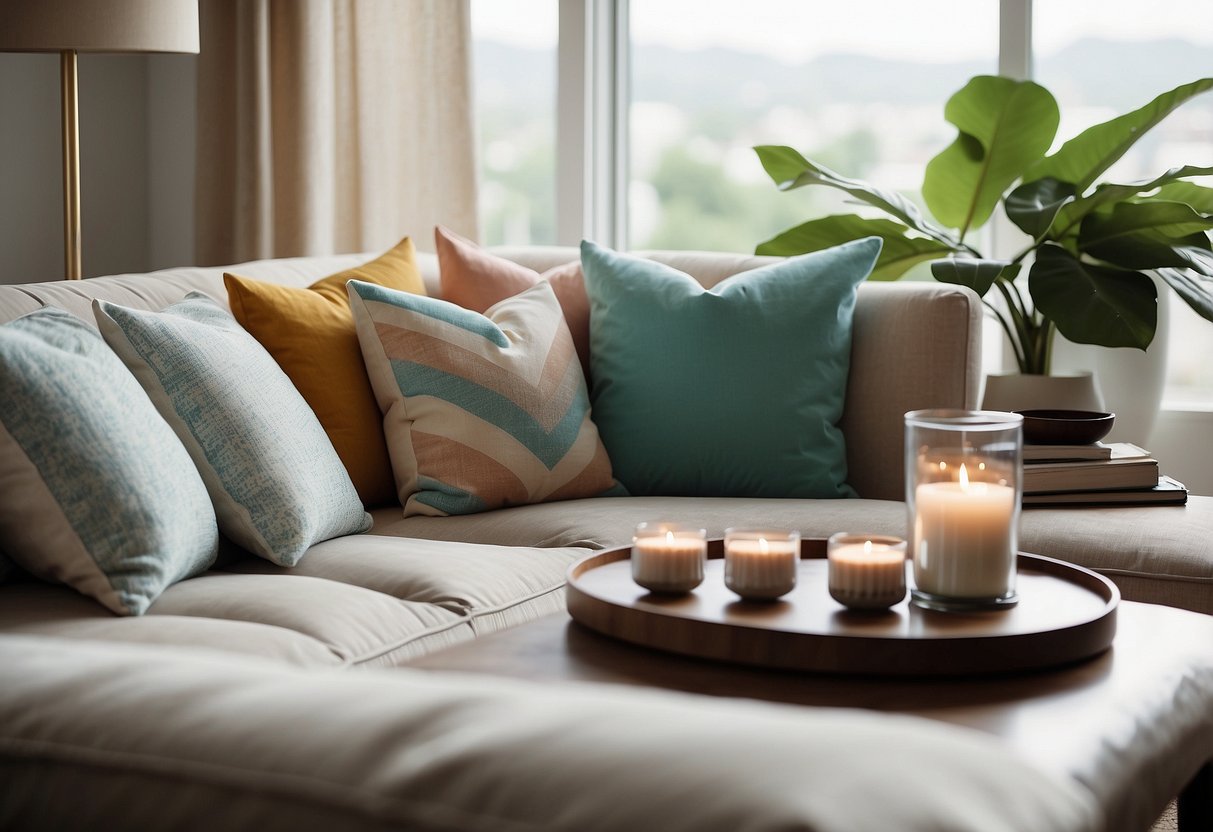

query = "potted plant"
[[754, 75, 1213, 414]]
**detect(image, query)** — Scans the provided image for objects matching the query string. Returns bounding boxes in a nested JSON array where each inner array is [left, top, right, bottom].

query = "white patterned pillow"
[[95, 295, 371, 566], [348, 280, 623, 517], [0, 308, 217, 614]]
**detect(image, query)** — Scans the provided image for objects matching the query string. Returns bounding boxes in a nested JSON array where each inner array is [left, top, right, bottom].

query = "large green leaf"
[[930, 259, 1019, 298], [1052, 166, 1213, 237], [1157, 266, 1213, 322], [1079, 201, 1213, 253], [1029, 244, 1157, 349], [1025, 78, 1213, 194], [1084, 234, 1212, 270], [1005, 177, 1076, 238], [1150, 181, 1213, 214], [921, 76, 1059, 237], [756, 215, 954, 281], [753, 145, 959, 247]]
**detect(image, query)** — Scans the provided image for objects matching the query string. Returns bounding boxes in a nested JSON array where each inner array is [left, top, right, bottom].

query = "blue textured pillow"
[[94, 294, 371, 566], [581, 239, 882, 498], [0, 307, 218, 614]]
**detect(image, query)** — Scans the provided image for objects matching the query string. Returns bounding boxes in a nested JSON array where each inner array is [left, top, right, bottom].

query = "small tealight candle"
[[632, 522, 707, 593], [827, 532, 907, 610], [724, 528, 799, 600]]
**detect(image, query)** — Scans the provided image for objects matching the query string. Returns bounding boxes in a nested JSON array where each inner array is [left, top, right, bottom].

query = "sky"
[[471, 0, 1213, 62]]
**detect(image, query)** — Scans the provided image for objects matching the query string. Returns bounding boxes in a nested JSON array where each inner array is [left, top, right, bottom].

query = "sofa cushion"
[[0, 635, 1101, 832], [224, 237, 426, 508], [94, 295, 371, 567], [581, 238, 881, 499], [349, 279, 622, 516], [436, 225, 591, 380], [0, 308, 217, 615], [0, 583, 341, 667], [223, 535, 583, 636], [370, 496, 908, 550], [146, 572, 472, 667]]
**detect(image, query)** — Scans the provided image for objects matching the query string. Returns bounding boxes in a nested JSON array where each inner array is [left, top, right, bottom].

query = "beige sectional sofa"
[[0, 247, 1210, 831]]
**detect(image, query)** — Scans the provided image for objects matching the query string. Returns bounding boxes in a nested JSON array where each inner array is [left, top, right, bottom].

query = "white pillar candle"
[[827, 534, 907, 610], [913, 464, 1016, 599], [632, 524, 706, 593], [724, 530, 799, 600]]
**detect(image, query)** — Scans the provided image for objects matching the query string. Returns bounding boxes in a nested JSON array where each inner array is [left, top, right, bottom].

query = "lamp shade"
[[0, 0, 199, 54]]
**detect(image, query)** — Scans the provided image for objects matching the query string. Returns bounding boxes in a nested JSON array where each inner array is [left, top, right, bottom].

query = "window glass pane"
[[628, 0, 999, 254], [1035, 0, 1213, 405], [471, 0, 557, 245]]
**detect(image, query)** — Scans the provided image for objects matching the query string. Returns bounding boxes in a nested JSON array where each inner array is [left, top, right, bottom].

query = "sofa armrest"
[[845, 282, 983, 500]]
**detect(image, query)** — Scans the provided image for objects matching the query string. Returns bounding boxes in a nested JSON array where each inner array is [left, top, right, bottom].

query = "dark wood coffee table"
[[411, 598, 1213, 832]]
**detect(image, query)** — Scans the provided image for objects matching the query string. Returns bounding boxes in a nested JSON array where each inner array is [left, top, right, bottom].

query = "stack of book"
[[1021, 442, 1188, 507]]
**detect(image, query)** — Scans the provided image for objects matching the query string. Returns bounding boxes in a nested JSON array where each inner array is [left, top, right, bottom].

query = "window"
[[471, 0, 558, 245], [1034, 0, 1213, 405], [628, 0, 999, 252]]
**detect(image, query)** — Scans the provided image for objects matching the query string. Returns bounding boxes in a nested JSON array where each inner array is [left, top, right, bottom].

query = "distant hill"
[[474, 37, 1213, 115]]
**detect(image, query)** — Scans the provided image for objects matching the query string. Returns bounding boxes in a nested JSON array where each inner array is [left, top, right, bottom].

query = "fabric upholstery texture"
[[435, 225, 591, 380], [582, 238, 881, 499], [0, 636, 1101, 832], [0, 308, 217, 615], [225, 237, 425, 507], [94, 295, 371, 567], [349, 279, 622, 517]]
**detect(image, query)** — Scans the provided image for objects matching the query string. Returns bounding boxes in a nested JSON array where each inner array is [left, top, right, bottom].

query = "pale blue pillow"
[[94, 295, 371, 567], [581, 239, 882, 498], [0, 307, 218, 614]]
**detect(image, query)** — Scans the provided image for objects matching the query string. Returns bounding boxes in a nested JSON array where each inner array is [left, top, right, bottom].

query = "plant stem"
[[993, 279, 1034, 372], [984, 300, 1028, 372]]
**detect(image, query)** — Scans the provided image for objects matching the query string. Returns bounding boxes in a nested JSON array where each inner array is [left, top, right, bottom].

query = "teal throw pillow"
[[94, 294, 371, 567], [581, 238, 882, 498], [0, 307, 218, 614]]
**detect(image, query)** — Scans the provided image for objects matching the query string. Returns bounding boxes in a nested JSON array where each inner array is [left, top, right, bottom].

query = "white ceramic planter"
[[981, 371, 1106, 413]]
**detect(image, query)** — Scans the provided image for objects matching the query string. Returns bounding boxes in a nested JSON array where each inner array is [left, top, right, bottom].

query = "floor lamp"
[[0, 0, 199, 280]]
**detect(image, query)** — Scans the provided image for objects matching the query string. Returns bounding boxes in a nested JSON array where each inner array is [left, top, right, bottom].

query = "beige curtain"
[[195, 0, 478, 265]]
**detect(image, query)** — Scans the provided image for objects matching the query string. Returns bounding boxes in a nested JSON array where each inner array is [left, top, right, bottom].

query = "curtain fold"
[[195, 0, 478, 265]]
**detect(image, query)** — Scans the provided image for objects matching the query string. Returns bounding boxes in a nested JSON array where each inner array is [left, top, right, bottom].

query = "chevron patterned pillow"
[[348, 279, 625, 517]]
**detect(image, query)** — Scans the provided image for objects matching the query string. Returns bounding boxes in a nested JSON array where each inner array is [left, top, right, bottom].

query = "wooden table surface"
[[411, 599, 1213, 832]]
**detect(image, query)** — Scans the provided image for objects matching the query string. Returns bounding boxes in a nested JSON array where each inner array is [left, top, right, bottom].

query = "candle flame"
[[938, 461, 947, 472], [665, 531, 674, 544], [959, 463, 970, 489], [759, 537, 769, 554], [863, 540, 872, 554]]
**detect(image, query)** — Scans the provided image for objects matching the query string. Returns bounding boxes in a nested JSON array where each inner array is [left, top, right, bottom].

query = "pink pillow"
[[435, 226, 591, 382]]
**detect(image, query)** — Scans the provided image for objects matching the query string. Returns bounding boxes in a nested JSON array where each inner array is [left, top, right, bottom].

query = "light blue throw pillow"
[[0, 307, 218, 614], [95, 294, 371, 567], [581, 238, 882, 498]]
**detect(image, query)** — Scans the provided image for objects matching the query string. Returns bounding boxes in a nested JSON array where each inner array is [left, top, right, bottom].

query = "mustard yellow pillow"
[[224, 237, 425, 508]]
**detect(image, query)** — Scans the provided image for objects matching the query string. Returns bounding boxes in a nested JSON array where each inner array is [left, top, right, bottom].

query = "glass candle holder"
[[905, 409, 1023, 612], [631, 522, 707, 593], [827, 533, 907, 610], [724, 528, 799, 600]]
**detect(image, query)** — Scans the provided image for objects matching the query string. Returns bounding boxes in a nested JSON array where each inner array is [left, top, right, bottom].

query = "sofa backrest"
[[0, 248, 981, 501]]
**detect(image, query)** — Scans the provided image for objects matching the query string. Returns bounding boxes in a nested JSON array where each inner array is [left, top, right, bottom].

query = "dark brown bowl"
[[1014, 409, 1116, 445]]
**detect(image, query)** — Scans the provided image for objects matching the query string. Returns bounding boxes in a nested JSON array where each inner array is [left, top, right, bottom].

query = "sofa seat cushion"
[[0, 584, 340, 668], [222, 536, 583, 637], [371, 496, 908, 550], [146, 573, 471, 667], [1020, 497, 1213, 614], [0, 635, 1100, 832]]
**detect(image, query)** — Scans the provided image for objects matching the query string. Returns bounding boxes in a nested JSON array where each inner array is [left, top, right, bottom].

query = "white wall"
[[0, 52, 195, 284]]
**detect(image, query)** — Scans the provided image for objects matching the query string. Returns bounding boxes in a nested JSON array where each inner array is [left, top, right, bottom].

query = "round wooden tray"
[[566, 538, 1119, 676]]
